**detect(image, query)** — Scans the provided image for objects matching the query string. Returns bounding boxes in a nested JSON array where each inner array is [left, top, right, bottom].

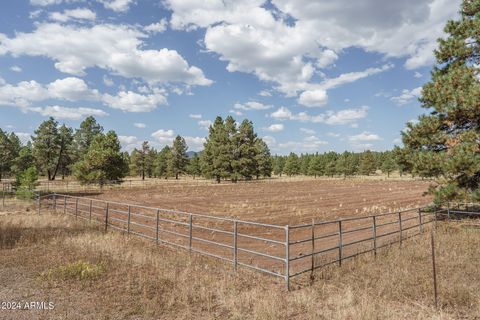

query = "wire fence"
[[32, 193, 478, 289], [1, 190, 40, 212]]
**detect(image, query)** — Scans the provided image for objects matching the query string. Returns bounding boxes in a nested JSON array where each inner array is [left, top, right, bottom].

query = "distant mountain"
[[187, 150, 202, 158]]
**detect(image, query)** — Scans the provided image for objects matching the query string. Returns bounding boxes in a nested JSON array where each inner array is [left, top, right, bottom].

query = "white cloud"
[[0, 23, 211, 86], [184, 136, 205, 151], [198, 119, 212, 130], [189, 114, 202, 119], [229, 109, 242, 116], [259, 90, 272, 97], [300, 128, 315, 135], [151, 129, 175, 144], [0, 80, 50, 109], [133, 122, 146, 128], [49, 8, 96, 22], [263, 123, 284, 132], [327, 132, 340, 138], [30, 105, 108, 120], [118, 135, 138, 144], [390, 87, 422, 105], [144, 19, 168, 34], [47, 77, 100, 101], [414, 71, 423, 78], [277, 136, 328, 153], [102, 91, 167, 112], [270, 106, 368, 125], [298, 89, 327, 107], [99, 0, 134, 12], [103, 75, 114, 87], [15, 132, 32, 144], [349, 131, 382, 142], [262, 135, 276, 147], [30, 0, 63, 5], [10, 65, 22, 72], [234, 101, 272, 111]]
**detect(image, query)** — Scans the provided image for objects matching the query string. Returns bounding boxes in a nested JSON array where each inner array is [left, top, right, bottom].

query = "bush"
[[15, 167, 38, 200]]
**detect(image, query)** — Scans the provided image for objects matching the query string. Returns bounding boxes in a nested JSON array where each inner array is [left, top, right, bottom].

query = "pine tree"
[[12, 143, 35, 175], [56, 125, 74, 179], [186, 153, 201, 179], [73, 131, 128, 186], [381, 154, 396, 178], [130, 141, 151, 180], [74, 116, 103, 159], [32, 117, 64, 180], [254, 138, 272, 178], [155, 146, 172, 179], [336, 151, 358, 178], [0, 130, 20, 180], [359, 150, 377, 176], [284, 153, 300, 176], [308, 156, 324, 178], [402, 0, 480, 202], [171, 135, 189, 179], [235, 120, 258, 180], [273, 156, 285, 176], [201, 117, 231, 183], [393, 146, 413, 177], [14, 167, 39, 200]]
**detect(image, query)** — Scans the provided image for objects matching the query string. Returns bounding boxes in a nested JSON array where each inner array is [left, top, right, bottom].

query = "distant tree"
[[56, 125, 75, 179], [359, 150, 377, 176], [155, 146, 172, 179], [186, 153, 201, 179], [273, 156, 285, 177], [130, 141, 151, 180], [336, 151, 358, 178], [324, 160, 337, 177], [0, 130, 20, 180], [32, 118, 72, 180], [14, 167, 39, 200], [308, 156, 324, 178], [74, 116, 103, 159], [393, 146, 413, 177], [300, 154, 311, 176], [12, 143, 35, 175], [201, 117, 231, 183], [254, 138, 272, 179], [284, 153, 300, 176], [73, 131, 128, 186], [381, 154, 396, 178], [234, 120, 258, 180], [412, 152, 444, 179], [170, 135, 189, 179]]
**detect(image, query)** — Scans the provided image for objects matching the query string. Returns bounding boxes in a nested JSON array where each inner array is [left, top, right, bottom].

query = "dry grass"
[[0, 211, 479, 319]]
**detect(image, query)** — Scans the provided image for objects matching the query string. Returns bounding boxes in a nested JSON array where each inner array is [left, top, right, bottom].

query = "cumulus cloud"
[[300, 128, 315, 135], [144, 18, 168, 34], [10, 65, 22, 72], [184, 136, 205, 151], [102, 91, 167, 112], [390, 87, 422, 105], [349, 131, 382, 142], [15, 132, 32, 144], [47, 77, 100, 101], [0, 23, 211, 86], [133, 122, 146, 128], [29, 105, 108, 120], [259, 90, 272, 97], [189, 114, 202, 119], [234, 101, 272, 111], [298, 89, 327, 107], [151, 129, 175, 144], [49, 8, 96, 22], [263, 123, 284, 132], [277, 135, 328, 153], [99, 0, 134, 12], [270, 106, 368, 125], [198, 119, 212, 130]]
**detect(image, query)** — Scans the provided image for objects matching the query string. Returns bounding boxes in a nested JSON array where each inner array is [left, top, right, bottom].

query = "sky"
[[0, 0, 462, 154]]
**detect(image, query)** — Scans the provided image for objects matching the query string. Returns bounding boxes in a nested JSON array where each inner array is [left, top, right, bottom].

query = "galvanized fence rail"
[[35, 193, 477, 290]]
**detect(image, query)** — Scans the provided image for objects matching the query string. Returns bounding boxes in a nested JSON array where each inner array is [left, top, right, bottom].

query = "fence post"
[[156, 209, 160, 244], [398, 212, 403, 246], [63, 196, 67, 215], [127, 205, 131, 234], [285, 225, 290, 291], [447, 202, 451, 221], [53, 193, 57, 211], [233, 221, 238, 271], [311, 219, 315, 279], [75, 198, 78, 219], [2, 189, 4, 208], [373, 216, 377, 257], [418, 208, 423, 233], [89, 200, 92, 222], [189, 214, 193, 251], [104, 202, 109, 232], [338, 220, 343, 266]]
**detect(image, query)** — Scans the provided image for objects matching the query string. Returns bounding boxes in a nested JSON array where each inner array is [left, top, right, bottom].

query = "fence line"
[[34, 193, 476, 290]]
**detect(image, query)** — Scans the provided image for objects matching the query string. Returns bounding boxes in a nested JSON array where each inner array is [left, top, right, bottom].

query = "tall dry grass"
[[0, 211, 479, 319]]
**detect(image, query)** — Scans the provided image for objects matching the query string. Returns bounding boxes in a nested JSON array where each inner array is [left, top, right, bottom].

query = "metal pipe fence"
[[34, 193, 477, 290]]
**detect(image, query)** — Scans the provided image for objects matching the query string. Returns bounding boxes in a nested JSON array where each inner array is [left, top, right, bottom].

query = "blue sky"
[[0, 0, 461, 154]]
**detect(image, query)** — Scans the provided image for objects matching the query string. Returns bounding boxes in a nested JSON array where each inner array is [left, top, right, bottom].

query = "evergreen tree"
[[393, 146, 413, 177], [273, 156, 285, 176], [32, 118, 64, 180], [14, 167, 39, 200], [0, 130, 20, 180], [336, 151, 358, 178], [402, 0, 480, 202], [56, 125, 74, 179], [359, 150, 377, 176], [73, 131, 128, 186], [283, 153, 300, 176], [201, 117, 231, 183], [254, 138, 273, 178], [12, 143, 35, 175], [186, 153, 201, 179], [171, 135, 189, 179], [74, 116, 103, 159], [130, 141, 151, 180], [155, 146, 172, 179], [308, 155, 324, 178], [381, 154, 396, 178], [235, 120, 258, 180]]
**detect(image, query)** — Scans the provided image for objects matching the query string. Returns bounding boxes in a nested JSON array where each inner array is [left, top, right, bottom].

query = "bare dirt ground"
[[90, 178, 433, 225]]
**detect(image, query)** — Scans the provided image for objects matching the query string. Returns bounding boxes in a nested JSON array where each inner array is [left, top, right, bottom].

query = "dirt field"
[[90, 178, 433, 225]]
